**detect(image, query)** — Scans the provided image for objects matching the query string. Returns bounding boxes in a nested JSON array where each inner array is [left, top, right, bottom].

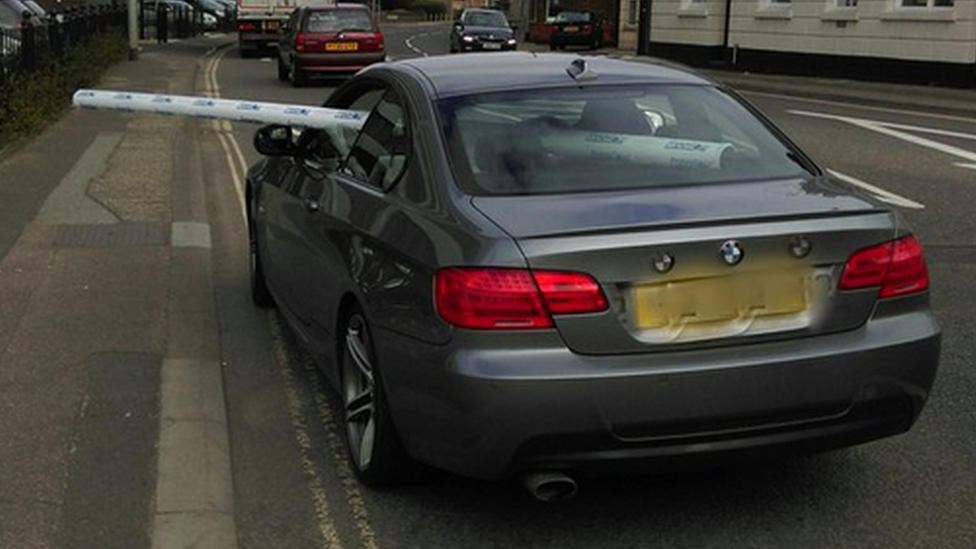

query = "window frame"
[[339, 89, 412, 192]]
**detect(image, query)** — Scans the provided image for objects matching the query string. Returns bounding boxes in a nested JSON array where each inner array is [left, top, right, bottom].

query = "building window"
[[627, 0, 637, 25], [836, 0, 857, 6], [900, 0, 952, 5]]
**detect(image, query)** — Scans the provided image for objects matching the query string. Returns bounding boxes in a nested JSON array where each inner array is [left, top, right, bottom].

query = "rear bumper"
[[458, 42, 517, 52], [551, 33, 598, 47], [294, 52, 385, 74], [376, 309, 940, 480], [238, 31, 279, 47]]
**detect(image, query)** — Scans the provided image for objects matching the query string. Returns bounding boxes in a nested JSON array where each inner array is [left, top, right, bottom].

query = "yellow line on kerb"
[[207, 41, 382, 547], [301, 357, 380, 549], [270, 315, 345, 549]]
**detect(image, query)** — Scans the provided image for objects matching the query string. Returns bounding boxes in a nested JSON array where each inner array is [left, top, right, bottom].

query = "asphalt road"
[[195, 22, 976, 549]]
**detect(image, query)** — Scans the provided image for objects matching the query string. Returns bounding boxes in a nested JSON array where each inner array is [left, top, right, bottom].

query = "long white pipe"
[[72, 89, 367, 130]]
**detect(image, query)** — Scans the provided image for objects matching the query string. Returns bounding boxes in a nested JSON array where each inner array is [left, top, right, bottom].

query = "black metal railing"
[[0, 4, 129, 85], [138, 1, 232, 43]]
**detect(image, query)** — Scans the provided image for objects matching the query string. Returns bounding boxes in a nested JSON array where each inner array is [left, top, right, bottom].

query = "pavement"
[[0, 30, 972, 549], [0, 36, 236, 549]]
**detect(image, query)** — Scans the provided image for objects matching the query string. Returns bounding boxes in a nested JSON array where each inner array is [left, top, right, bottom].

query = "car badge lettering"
[[719, 240, 744, 266]]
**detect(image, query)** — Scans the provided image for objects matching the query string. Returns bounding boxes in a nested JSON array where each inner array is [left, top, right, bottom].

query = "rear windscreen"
[[437, 84, 808, 196], [304, 9, 372, 33], [554, 12, 592, 23]]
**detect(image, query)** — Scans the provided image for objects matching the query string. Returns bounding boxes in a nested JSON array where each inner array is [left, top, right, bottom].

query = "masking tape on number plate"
[[72, 89, 368, 130]]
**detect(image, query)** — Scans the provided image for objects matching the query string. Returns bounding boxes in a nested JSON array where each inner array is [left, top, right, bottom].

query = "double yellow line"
[[203, 45, 380, 549]]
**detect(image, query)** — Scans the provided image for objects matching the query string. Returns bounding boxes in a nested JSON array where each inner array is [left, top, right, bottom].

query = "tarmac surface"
[[516, 40, 976, 118], [0, 30, 972, 549]]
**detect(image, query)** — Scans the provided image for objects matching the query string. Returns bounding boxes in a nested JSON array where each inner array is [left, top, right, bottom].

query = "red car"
[[549, 11, 603, 50], [277, 3, 384, 87]]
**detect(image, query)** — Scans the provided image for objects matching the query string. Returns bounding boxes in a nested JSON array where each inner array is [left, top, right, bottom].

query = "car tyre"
[[277, 55, 288, 81], [290, 61, 307, 88], [248, 198, 274, 308], [341, 308, 413, 487]]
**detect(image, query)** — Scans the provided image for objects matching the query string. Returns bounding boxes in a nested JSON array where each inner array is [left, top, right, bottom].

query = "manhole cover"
[[55, 223, 169, 248]]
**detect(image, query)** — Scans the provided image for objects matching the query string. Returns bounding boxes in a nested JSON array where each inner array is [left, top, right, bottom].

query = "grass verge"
[[0, 31, 128, 150]]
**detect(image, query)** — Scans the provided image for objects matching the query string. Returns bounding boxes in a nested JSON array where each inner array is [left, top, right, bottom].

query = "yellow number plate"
[[326, 42, 359, 51], [264, 20, 279, 31], [564, 25, 579, 32], [634, 271, 809, 329]]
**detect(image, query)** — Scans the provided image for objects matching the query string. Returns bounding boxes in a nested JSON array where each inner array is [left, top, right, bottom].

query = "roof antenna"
[[566, 58, 597, 81]]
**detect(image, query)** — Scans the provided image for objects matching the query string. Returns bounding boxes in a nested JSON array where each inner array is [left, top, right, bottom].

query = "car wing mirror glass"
[[254, 124, 297, 156]]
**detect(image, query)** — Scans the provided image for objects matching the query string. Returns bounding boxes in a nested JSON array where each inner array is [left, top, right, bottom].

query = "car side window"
[[299, 88, 384, 170], [342, 91, 410, 191]]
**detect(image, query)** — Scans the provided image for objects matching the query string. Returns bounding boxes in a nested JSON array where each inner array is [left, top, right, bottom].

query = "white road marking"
[[404, 32, 428, 56], [790, 109, 976, 164], [827, 169, 925, 210], [745, 89, 976, 125], [956, 163, 976, 170]]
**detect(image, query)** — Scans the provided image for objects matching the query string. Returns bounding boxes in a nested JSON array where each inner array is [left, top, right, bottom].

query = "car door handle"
[[304, 198, 321, 212]]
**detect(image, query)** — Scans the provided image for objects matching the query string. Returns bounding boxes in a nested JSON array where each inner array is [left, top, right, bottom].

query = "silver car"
[[246, 53, 941, 500]]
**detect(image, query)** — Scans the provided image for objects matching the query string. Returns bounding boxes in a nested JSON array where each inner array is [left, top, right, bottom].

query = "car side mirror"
[[454, 22, 463, 31], [254, 125, 297, 156]]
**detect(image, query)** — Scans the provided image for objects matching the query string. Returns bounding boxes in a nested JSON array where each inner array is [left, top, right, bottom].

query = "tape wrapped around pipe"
[[72, 89, 367, 130]]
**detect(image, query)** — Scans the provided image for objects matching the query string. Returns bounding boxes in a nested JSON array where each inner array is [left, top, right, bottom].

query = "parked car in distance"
[[449, 8, 516, 53], [246, 53, 940, 501], [0, 0, 42, 34], [549, 10, 603, 50], [277, 3, 384, 87]]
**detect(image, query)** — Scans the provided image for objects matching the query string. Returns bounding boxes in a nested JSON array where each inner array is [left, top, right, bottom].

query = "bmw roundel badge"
[[719, 240, 744, 266]]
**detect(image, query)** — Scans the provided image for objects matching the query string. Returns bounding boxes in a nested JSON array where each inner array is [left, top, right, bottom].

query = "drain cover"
[[55, 223, 169, 248]]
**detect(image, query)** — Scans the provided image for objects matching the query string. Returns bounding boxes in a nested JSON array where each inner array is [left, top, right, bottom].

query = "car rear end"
[[293, 5, 384, 76], [236, 0, 293, 56], [377, 70, 940, 481], [550, 11, 598, 49]]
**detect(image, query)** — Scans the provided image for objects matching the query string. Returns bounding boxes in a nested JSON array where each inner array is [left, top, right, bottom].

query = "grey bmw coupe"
[[246, 53, 940, 500]]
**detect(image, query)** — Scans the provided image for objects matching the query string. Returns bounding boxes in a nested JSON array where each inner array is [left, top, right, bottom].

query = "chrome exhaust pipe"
[[520, 471, 579, 502]]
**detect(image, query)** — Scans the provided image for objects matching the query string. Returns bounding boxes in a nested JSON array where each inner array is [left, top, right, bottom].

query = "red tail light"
[[358, 32, 384, 52], [435, 268, 608, 330], [583, 25, 593, 33], [295, 32, 306, 52], [839, 235, 929, 299], [550, 25, 558, 33], [237, 22, 257, 32]]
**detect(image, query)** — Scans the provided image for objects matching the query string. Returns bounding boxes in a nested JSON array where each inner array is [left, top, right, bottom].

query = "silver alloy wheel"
[[343, 314, 376, 471]]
